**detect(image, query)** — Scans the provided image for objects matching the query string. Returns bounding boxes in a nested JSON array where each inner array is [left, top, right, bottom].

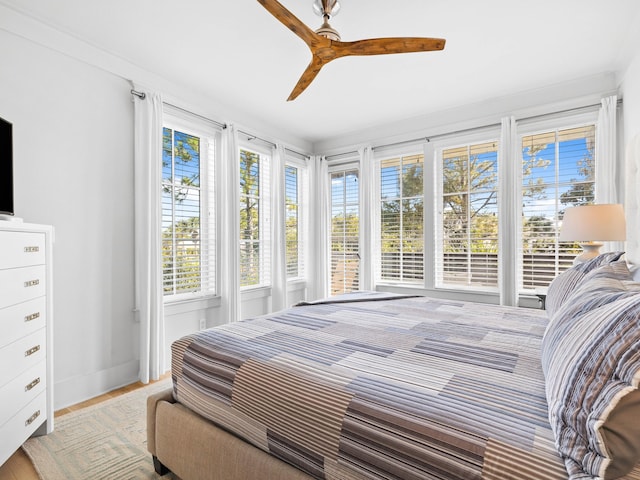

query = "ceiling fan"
[[257, 0, 446, 101]]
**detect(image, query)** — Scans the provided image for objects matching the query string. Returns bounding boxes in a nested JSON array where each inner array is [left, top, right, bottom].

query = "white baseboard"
[[53, 360, 140, 411]]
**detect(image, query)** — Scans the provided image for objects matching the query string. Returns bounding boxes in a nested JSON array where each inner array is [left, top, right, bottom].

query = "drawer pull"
[[25, 377, 41, 392], [24, 279, 40, 288], [24, 246, 40, 253], [25, 410, 40, 427], [25, 312, 41, 322], [25, 345, 41, 357]]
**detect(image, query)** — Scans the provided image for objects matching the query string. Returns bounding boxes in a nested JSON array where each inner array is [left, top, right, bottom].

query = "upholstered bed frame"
[[147, 268, 640, 480], [147, 387, 313, 480]]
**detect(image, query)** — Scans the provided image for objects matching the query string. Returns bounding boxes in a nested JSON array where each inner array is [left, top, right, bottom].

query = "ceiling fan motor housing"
[[313, 0, 341, 18], [313, 0, 341, 40]]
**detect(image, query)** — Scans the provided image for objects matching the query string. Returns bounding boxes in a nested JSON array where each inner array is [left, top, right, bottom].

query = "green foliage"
[[239, 149, 261, 287], [162, 216, 201, 294], [380, 162, 423, 252], [522, 143, 552, 201], [162, 129, 202, 295], [162, 128, 200, 202], [559, 154, 595, 207], [441, 149, 498, 254], [522, 215, 554, 253]]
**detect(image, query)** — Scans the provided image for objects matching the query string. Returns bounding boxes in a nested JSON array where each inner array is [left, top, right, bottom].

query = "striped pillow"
[[545, 251, 625, 318], [547, 261, 640, 325], [542, 263, 640, 479]]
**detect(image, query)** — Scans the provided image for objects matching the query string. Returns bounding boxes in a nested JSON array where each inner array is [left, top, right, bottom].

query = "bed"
[[147, 253, 640, 480]]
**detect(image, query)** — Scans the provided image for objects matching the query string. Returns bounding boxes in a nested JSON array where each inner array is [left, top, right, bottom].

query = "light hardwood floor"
[[0, 374, 171, 480]]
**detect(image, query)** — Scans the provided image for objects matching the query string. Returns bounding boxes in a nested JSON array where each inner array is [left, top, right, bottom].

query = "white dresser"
[[0, 222, 54, 466]]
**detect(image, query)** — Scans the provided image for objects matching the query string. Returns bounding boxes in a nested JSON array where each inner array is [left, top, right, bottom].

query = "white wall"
[[0, 29, 138, 408], [314, 73, 618, 155], [620, 39, 640, 265]]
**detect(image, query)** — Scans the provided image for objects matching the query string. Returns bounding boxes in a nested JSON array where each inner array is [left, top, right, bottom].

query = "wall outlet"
[[199, 318, 206, 330]]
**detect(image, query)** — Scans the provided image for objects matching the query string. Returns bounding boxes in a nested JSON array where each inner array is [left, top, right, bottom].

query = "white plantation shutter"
[[161, 124, 216, 298], [379, 154, 424, 284], [437, 141, 499, 290], [285, 164, 307, 279], [239, 147, 271, 288], [330, 168, 360, 295], [520, 125, 596, 290], [202, 137, 216, 294]]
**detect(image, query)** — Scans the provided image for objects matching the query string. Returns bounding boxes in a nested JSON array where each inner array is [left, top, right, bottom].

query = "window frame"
[[238, 142, 272, 290], [376, 149, 426, 286], [329, 161, 361, 295], [433, 134, 501, 293], [516, 110, 598, 293], [284, 156, 308, 282], [161, 113, 218, 304], [425, 125, 502, 297]]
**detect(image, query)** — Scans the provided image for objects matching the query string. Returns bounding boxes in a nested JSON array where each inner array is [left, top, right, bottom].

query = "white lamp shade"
[[559, 204, 626, 242]]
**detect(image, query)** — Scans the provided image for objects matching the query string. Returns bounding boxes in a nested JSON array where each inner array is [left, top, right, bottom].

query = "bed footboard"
[[147, 388, 312, 480]]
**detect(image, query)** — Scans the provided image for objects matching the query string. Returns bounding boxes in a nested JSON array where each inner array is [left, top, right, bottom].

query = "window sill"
[[164, 294, 221, 316], [375, 283, 501, 305], [241, 286, 272, 300], [287, 279, 307, 291]]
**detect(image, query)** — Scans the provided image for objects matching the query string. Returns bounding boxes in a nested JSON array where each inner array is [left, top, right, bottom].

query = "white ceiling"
[[3, 0, 640, 146]]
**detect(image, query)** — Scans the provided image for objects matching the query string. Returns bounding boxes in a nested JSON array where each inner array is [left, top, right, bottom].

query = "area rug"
[[22, 378, 178, 480]]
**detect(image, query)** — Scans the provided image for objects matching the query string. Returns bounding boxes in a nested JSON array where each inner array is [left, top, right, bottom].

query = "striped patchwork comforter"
[[171, 292, 640, 479]]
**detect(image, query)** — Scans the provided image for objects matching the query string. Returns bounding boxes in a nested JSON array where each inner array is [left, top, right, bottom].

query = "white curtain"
[[625, 132, 640, 265], [358, 146, 375, 291], [498, 116, 518, 306], [271, 144, 288, 311], [596, 95, 625, 253], [133, 88, 165, 383], [596, 95, 619, 204], [221, 124, 241, 322], [309, 155, 329, 300]]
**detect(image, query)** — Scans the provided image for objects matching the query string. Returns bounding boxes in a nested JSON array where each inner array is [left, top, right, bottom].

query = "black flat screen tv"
[[0, 116, 14, 217]]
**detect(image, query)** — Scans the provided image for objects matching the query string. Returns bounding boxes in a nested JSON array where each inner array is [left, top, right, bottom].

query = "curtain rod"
[[130, 89, 309, 159], [238, 130, 309, 160], [325, 99, 619, 161]]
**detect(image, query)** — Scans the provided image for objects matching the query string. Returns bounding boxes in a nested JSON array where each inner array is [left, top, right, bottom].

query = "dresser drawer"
[[0, 265, 46, 309], [0, 231, 46, 269], [0, 296, 46, 350], [0, 361, 46, 428], [0, 391, 47, 466], [0, 328, 46, 386]]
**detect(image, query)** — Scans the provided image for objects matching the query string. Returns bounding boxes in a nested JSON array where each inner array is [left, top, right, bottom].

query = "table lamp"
[[558, 204, 626, 264]]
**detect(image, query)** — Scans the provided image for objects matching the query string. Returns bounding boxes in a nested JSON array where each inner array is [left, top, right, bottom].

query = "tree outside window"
[[285, 165, 301, 278], [331, 169, 359, 294], [380, 155, 424, 283], [440, 142, 498, 288], [161, 128, 203, 296], [521, 125, 595, 288]]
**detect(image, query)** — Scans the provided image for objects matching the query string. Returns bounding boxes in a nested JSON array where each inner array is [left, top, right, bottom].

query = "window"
[[161, 125, 215, 298], [331, 168, 359, 294], [520, 125, 596, 290], [438, 141, 499, 289], [285, 164, 305, 279], [239, 148, 270, 288], [379, 154, 424, 283]]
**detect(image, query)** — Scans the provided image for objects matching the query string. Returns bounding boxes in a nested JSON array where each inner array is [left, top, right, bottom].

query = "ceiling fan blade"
[[257, 0, 319, 47], [287, 55, 325, 101], [334, 37, 446, 58]]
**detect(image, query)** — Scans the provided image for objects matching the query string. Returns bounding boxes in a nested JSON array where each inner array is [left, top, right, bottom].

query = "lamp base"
[[573, 242, 603, 265]]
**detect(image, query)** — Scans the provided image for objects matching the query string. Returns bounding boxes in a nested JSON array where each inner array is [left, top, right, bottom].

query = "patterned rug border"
[[22, 378, 175, 480]]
